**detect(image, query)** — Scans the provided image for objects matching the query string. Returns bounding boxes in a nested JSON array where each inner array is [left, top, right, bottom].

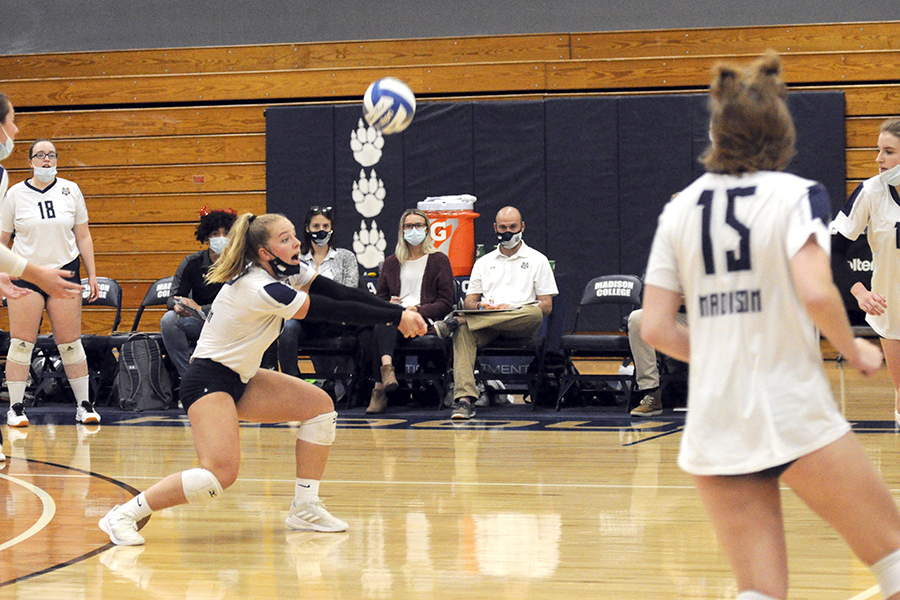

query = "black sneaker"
[[434, 315, 460, 339]]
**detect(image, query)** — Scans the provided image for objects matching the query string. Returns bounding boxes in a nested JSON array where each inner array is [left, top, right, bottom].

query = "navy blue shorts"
[[13, 257, 81, 299], [179, 358, 247, 412]]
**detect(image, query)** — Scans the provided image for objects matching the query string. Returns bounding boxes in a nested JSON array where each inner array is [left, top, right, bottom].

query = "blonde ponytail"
[[206, 213, 285, 283]]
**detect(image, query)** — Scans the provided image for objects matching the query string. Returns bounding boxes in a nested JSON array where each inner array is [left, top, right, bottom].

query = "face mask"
[[34, 166, 57, 183], [496, 230, 523, 250], [208, 236, 228, 255], [0, 124, 13, 161], [266, 252, 301, 278], [310, 230, 333, 247], [883, 163, 900, 187], [403, 228, 427, 246]]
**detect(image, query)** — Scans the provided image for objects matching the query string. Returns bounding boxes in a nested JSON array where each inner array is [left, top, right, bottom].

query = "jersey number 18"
[[37, 200, 56, 219]]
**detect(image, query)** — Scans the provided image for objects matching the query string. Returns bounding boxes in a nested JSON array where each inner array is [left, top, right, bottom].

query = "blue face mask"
[[403, 228, 427, 246], [0, 123, 13, 161], [34, 165, 57, 183], [208, 236, 228, 255]]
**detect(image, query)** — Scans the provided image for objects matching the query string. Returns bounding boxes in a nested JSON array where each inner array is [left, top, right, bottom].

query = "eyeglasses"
[[403, 223, 427, 231], [309, 206, 333, 218], [31, 152, 58, 160]]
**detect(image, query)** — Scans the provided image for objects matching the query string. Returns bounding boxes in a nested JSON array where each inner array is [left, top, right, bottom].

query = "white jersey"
[[468, 241, 558, 307], [830, 174, 900, 338], [191, 263, 315, 382], [0, 177, 89, 268], [645, 170, 850, 476]]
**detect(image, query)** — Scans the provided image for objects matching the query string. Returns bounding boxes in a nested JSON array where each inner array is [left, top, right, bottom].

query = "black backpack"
[[111, 333, 173, 411]]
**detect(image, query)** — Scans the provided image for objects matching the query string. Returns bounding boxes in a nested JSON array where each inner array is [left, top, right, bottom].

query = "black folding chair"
[[31, 277, 124, 403], [555, 274, 643, 410]]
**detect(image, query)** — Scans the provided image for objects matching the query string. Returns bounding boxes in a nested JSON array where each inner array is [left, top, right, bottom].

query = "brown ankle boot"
[[366, 386, 388, 414], [380, 364, 399, 392]]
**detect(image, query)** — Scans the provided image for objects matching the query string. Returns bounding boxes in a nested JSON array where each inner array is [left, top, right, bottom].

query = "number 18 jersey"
[[0, 177, 89, 268], [645, 170, 849, 476]]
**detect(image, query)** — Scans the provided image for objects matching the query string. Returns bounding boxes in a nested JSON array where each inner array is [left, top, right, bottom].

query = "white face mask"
[[208, 236, 228, 255], [883, 163, 900, 187], [403, 228, 427, 246], [0, 123, 13, 161], [34, 166, 57, 183]]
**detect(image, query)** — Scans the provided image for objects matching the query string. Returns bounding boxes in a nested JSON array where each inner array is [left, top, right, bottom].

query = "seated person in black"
[[161, 209, 237, 379]]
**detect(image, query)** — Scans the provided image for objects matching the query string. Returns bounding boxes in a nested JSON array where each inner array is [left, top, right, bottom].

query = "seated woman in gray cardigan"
[[363, 208, 455, 413]]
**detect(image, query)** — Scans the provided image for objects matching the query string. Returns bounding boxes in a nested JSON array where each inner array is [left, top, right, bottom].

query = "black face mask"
[[309, 230, 333, 247], [496, 230, 523, 249], [267, 254, 301, 278]]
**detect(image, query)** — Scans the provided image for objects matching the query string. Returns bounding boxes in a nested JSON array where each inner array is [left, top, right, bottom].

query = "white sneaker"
[[76, 401, 101, 424], [7, 403, 29, 427], [286, 498, 348, 532], [99, 505, 145, 546]]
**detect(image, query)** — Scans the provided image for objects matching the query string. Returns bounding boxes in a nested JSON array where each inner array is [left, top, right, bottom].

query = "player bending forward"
[[99, 213, 426, 545]]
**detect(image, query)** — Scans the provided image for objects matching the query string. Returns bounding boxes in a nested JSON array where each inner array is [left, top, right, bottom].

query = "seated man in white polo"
[[434, 206, 557, 420]]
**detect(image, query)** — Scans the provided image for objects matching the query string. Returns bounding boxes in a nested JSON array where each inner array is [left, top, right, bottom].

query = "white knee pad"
[[181, 468, 224, 504], [872, 548, 900, 598], [297, 411, 337, 446], [7, 339, 34, 366], [57, 339, 86, 365]]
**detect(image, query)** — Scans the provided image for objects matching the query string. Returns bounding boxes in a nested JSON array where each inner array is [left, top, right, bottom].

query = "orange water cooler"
[[417, 195, 480, 276]]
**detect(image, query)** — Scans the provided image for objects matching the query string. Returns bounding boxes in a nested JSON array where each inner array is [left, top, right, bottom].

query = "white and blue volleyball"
[[363, 77, 416, 134]]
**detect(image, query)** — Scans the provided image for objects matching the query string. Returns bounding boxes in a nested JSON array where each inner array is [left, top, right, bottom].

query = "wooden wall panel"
[[572, 22, 900, 59], [3, 164, 265, 197], [15, 105, 267, 139], [0, 35, 571, 79], [87, 192, 265, 224]]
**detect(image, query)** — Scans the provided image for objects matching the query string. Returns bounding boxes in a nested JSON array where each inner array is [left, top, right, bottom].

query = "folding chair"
[[556, 274, 643, 410], [472, 309, 557, 411], [31, 277, 124, 403], [131, 276, 174, 334]]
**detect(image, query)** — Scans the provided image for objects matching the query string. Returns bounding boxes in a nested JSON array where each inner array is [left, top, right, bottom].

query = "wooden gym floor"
[[2, 360, 899, 600]]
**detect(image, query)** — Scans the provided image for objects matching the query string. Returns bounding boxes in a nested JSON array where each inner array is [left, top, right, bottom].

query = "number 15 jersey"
[[645, 171, 849, 476], [0, 177, 89, 268]]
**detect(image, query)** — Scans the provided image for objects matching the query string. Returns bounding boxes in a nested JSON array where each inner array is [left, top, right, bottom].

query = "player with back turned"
[[641, 53, 900, 600]]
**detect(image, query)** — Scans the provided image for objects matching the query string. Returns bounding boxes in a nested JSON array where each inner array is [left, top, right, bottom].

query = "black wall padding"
[[267, 92, 846, 331], [544, 97, 620, 331]]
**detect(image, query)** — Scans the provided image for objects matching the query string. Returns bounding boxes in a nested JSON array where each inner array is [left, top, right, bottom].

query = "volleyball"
[[362, 77, 416, 134]]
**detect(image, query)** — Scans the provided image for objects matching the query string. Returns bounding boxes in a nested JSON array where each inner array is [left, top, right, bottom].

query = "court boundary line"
[[0, 472, 56, 552], [0, 457, 143, 589]]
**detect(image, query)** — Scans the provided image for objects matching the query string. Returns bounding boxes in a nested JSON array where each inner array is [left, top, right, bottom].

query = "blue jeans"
[[160, 310, 205, 377]]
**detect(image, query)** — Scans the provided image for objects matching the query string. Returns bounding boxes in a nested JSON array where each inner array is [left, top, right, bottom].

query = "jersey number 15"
[[698, 187, 754, 275]]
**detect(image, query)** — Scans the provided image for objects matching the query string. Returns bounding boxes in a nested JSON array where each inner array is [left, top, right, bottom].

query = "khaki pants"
[[627, 308, 688, 390], [452, 304, 545, 400]]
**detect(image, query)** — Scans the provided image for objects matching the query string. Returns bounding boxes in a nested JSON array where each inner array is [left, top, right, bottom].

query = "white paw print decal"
[[350, 119, 384, 167], [353, 220, 387, 268], [352, 169, 386, 218]]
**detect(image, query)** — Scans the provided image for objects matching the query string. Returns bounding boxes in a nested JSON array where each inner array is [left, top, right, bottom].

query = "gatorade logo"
[[430, 218, 459, 251]]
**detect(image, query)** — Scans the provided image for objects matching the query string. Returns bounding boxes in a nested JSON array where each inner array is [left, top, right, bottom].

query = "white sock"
[[120, 492, 153, 521], [294, 478, 320, 504], [736, 592, 780, 600], [7, 380, 27, 406], [69, 375, 90, 405]]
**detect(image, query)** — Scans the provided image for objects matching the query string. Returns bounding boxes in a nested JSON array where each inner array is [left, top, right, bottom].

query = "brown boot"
[[380, 364, 399, 393], [366, 385, 388, 414]]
